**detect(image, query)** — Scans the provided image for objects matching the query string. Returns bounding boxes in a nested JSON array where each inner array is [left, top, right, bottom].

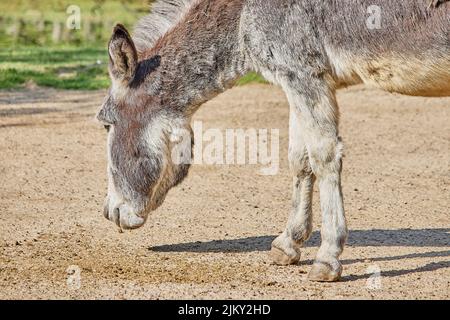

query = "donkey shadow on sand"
[[150, 228, 450, 282]]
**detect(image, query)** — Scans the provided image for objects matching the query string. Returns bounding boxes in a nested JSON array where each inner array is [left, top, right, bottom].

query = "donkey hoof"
[[270, 246, 301, 266], [308, 262, 342, 282]]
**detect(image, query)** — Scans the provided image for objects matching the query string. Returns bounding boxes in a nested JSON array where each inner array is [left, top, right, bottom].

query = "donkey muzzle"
[[104, 202, 146, 231]]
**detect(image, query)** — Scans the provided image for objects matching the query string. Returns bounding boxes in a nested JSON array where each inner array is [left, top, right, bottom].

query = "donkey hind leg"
[[282, 76, 348, 282], [271, 106, 315, 265]]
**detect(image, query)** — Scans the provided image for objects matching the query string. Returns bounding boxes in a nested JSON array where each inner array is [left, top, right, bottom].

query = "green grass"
[[0, 46, 110, 90], [0, 1, 150, 47], [236, 72, 267, 86], [0, 1, 267, 90], [0, 0, 149, 21], [0, 46, 267, 90], [0, 0, 144, 89]]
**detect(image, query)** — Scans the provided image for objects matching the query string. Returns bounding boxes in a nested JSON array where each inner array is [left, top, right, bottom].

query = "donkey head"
[[97, 25, 193, 230]]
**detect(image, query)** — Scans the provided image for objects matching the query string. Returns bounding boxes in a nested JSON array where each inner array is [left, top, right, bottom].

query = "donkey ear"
[[108, 24, 138, 84]]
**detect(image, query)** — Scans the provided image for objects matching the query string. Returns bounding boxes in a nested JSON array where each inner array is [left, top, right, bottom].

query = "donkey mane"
[[133, 0, 197, 54]]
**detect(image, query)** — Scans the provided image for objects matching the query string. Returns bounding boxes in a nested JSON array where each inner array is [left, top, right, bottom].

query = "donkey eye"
[[104, 125, 111, 132]]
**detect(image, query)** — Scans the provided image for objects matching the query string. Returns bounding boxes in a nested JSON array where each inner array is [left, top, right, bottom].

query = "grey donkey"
[[97, 0, 450, 282]]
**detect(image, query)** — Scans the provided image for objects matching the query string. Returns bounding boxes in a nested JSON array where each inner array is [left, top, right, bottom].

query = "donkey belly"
[[331, 50, 450, 97], [360, 54, 450, 97], [321, 0, 450, 97]]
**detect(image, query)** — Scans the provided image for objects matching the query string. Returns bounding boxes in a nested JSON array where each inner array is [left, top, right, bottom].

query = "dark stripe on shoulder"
[[129, 55, 162, 88]]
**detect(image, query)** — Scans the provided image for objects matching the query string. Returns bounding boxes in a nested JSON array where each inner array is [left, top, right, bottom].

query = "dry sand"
[[0, 84, 449, 299]]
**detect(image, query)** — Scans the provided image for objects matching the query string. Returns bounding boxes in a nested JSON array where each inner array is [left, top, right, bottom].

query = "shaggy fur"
[[133, 0, 196, 54], [98, 0, 450, 282]]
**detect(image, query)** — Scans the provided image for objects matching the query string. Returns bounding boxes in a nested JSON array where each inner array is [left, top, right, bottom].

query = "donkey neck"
[[141, 0, 248, 114]]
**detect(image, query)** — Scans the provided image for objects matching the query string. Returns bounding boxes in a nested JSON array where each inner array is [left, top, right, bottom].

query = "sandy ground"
[[0, 84, 448, 300]]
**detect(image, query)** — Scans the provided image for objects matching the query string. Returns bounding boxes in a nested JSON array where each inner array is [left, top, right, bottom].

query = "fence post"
[[7, 19, 24, 43], [83, 18, 94, 42], [52, 20, 62, 43], [37, 18, 45, 32]]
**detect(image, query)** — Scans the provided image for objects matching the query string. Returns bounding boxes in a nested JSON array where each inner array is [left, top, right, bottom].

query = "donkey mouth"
[[104, 202, 147, 231]]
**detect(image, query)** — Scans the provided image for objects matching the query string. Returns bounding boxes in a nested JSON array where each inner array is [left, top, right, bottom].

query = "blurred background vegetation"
[[0, 0, 263, 90]]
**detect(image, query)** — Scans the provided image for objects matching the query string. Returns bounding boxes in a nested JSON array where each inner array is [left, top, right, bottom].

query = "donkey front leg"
[[271, 106, 315, 265], [306, 128, 347, 282], [283, 77, 348, 282]]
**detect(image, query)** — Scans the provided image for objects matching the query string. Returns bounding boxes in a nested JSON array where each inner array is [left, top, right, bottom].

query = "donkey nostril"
[[103, 203, 109, 219], [112, 207, 120, 226]]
